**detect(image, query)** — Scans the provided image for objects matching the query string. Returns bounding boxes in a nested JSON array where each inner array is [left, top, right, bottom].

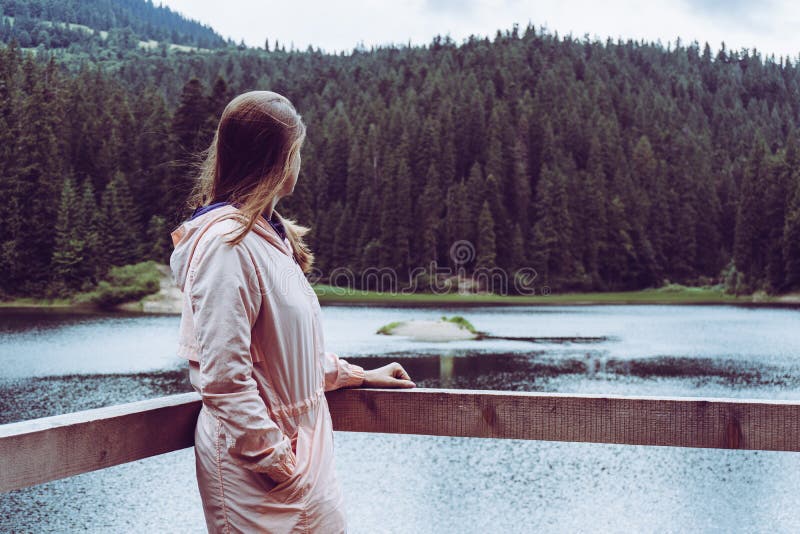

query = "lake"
[[1, 304, 799, 533]]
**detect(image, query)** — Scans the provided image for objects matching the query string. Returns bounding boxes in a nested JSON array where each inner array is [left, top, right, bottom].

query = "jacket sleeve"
[[322, 350, 366, 391], [189, 231, 296, 483]]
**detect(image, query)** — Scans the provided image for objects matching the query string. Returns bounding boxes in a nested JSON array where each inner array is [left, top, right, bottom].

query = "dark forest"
[[1, 1, 799, 298]]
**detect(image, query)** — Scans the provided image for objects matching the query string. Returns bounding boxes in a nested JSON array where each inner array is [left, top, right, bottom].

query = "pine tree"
[[784, 174, 800, 290], [330, 201, 351, 270], [485, 172, 511, 269], [764, 133, 800, 291], [204, 76, 230, 144], [508, 139, 531, 230], [418, 164, 444, 267], [580, 148, 609, 288], [13, 55, 62, 294], [734, 135, 770, 290], [0, 199, 23, 295], [475, 200, 497, 271], [171, 78, 208, 207], [78, 180, 101, 286], [323, 105, 352, 203], [377, 163, 398, 271], [444, 180, 470, 270], [464, 162, 485, 245], [100, 172, 140, 268], [172, 79, 208, 152], [51, 177, 86, 294], [146, 215, 171, 263], [527, 223, 550, 288], [508, 223, 525, 273], [531, 165, 578, 289]]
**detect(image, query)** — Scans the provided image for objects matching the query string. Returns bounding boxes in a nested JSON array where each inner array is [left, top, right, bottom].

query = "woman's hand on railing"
[[362, 362, 415, 388]]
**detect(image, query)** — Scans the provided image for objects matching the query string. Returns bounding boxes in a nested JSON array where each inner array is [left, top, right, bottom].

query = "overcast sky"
[[160, 0, 800, 60]]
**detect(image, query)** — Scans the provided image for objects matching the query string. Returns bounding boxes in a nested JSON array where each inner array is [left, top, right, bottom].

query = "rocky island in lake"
[[377, 316, 480, 342]]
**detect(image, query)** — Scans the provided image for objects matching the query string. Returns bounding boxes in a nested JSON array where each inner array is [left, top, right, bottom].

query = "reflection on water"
[[0, 309, 182, 378], [1, 304, 799, 533], [346, 351, 800, 399]]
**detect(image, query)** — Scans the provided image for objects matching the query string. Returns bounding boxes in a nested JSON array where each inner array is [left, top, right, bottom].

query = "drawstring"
[[267, 386, 325, 419]]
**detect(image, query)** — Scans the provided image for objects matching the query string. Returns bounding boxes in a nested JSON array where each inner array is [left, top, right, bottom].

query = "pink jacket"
[[170, 204, 365, 533]]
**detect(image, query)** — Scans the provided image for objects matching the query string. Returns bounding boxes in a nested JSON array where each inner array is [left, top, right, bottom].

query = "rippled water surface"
[[1, 304, 799, 533]]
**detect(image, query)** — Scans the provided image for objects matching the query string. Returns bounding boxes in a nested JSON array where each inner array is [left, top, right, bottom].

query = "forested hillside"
[[0, 0, 226, 49], [1, 16, 799, 298]]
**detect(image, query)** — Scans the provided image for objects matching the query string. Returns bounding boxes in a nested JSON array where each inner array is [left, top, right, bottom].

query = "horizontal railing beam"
[[0, 392, 201, 494], [326, 388, 800, 450], [2, 388, 800, 493]]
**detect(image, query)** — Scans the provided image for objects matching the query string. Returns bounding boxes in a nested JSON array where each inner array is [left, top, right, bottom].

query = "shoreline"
[[313, 286, 800, 309], [4, 264, 799, 313], [2, 287, 799, 314], [315, 298, 800, 309]]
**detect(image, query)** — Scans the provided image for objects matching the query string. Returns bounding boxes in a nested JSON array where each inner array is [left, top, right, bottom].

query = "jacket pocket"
[[264, 424, 308, 500]]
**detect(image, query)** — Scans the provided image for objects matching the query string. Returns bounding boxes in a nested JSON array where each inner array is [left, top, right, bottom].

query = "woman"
[[169, 90, 415, 533]]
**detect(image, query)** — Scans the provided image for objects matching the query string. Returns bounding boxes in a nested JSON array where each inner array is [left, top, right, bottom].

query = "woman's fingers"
[[363, 363, 415, 388], [365, 362, 416, 388], [388, 375, 415, 387], [391, 363, 411, 380], [390, 363, 414, 387]]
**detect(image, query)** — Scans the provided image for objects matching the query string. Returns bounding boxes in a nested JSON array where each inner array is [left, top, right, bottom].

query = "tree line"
[[0, 0, 225, 49], [1, 23, 799, 298]]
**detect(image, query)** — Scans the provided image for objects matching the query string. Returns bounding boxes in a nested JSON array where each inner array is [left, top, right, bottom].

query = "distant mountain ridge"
[[0, 0, 227, 49]]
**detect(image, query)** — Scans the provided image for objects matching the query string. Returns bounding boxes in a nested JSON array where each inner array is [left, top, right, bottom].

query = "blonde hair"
[[187, 91, 314, 272]]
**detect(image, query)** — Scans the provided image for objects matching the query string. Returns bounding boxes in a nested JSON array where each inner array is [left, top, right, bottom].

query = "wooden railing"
[[2, 388, 800, 493]]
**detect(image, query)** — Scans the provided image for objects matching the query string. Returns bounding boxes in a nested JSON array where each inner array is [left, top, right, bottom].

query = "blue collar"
[[190, 201, 229, 220], [189, 202, 287, 241]]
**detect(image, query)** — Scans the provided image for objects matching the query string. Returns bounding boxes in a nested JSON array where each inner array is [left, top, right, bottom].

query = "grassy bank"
[[312, 284, 767, 306], [0, 261, 162, 311], [2, 279, 796, 312], [0, 297, 78, 308]]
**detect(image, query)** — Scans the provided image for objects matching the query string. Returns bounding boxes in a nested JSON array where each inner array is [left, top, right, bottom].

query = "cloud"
[[687, 0, 770, 16], [425, 0, 477, 13], [160, 0, 800, 59], [683, 0, 777, 33]]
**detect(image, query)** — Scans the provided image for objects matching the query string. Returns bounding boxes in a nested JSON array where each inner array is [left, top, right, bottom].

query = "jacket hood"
[[169, 204, 292, 291]]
